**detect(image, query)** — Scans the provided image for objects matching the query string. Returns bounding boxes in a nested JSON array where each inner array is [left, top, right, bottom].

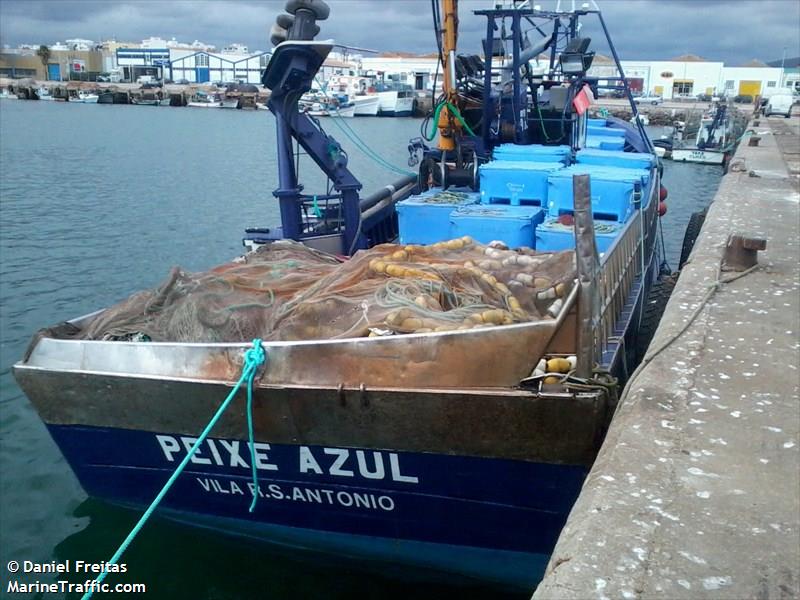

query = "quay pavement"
[[534, 113, 800, 599]]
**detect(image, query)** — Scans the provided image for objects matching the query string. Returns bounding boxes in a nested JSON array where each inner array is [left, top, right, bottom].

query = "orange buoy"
[[659, 185, 668, 201], [658, 201, 668, 216]]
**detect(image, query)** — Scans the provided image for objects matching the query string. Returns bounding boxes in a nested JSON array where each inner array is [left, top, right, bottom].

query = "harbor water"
[[0, 100, 722, 599]]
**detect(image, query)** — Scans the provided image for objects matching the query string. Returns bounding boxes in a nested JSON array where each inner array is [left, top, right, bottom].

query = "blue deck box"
[[397, 189, 480, 244], [492, 143, 572, 164], [449, 205, 545, 248], [576, 148, 654, 170], [547, 165, 646, 222], [587, 125, 625, 138], [535, 217, 623, 253], [479, 160, 565, 206], [586, 135, 625, 151]]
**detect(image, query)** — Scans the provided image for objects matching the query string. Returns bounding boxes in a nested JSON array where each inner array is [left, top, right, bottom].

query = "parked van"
[[764, 94, 794, 118]]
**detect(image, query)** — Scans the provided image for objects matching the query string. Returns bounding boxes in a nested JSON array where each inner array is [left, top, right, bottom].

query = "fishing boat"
[[671, 101, 732, 165], [130, 96, 160, 106], [221, 97, 240, 109], [328, 75, 380, 115], [375, 81, 415, 116], [14, 0, 671, 590], [301, 91, 356, 117], [187, 90, 223, 108], [35, 87, 56, 101], [75, 91, 99, 103], [0, 88, 18, 100]]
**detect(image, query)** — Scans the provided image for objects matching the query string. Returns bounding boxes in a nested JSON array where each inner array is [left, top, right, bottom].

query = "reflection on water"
[[0, 102, 721, 599]]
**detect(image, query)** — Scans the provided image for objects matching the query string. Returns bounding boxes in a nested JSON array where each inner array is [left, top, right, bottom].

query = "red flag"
[[572, 84, 594, 115]]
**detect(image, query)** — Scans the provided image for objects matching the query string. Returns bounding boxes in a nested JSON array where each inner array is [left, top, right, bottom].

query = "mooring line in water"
[[81, 339, 266, 600]]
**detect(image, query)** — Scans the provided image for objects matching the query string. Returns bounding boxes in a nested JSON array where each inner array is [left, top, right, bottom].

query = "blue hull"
[[48, 424, 587, 588]]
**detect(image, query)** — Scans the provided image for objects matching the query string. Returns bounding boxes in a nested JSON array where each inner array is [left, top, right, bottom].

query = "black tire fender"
[[636, 277, 676, 361], [679, 210, 707, 269]]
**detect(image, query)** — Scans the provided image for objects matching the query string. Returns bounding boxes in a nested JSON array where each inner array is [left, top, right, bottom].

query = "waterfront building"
[[0, 46, 103, 81], [168, 49, 271, 84], [721, 60, 784, 99], [361, 53, 441, 92], [222, 43, 250, 55], [767, 57, 800, 95]]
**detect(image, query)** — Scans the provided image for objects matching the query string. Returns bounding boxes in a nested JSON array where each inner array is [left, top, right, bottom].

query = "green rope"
[[423, 101, 477, 141], [82, 340, 267, 600], [312, 76, 415, 177], [312, 194, 322, 218]]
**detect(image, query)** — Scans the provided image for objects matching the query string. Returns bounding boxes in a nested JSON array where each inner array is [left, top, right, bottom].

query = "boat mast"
[[437, 0, 461, 151]]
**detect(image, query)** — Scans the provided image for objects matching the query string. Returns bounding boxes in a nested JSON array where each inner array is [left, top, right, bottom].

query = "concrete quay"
[[534, 115, 799, 599]]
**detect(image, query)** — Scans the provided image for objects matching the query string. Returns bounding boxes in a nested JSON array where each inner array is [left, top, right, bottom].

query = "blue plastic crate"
[[586, 135, 625, 151], [492, 143, 572, 164], [576, 148, 654, 170], [587, 125, 626, 138], [535, 217, 623, 253], [547, 165, 645, 222], [396, 189, 480, 244], [479, 160, 565, 206], [449, 205, 545, 248]]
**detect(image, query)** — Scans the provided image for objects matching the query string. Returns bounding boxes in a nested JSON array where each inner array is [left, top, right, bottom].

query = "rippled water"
[[0, 100, 721, 599]]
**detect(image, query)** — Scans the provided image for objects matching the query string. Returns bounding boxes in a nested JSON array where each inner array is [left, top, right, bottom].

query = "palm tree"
[[36, 45, 51, 81]]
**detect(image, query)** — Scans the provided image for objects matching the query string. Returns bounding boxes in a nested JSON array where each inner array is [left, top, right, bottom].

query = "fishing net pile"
[[81, 239, 576, 342]]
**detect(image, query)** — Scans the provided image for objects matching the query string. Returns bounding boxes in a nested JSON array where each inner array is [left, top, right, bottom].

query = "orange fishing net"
[[82, 239, 576, 342]]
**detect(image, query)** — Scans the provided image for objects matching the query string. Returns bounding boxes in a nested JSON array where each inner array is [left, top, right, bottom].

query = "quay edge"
[[533, 114, 800, 599]]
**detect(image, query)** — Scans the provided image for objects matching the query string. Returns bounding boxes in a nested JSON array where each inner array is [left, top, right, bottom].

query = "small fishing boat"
[[327, 75, 380, 116], [187, 90, 223, 108], [0, 88, 18, 100], [75, 91, 99, 103], [131, 97, 160, 106], [221, 97, 240, 109], [301, 92, 356, 117], [351, 94, 380, 116], [671, 102, 732, 165], [36, 87, 56, 101], [14, 0, 673, 591], [375, 81, 415, 117]]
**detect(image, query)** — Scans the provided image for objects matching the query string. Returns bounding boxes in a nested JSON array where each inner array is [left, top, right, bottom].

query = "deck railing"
[[593, 175, 660, 365]]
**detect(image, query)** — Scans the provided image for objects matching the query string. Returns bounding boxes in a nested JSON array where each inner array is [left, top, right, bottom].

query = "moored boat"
[[35, 87, 56, 100], [376, 82, 415, 116], [670, 101, 733, 165], [351, 94, 380, 116], [131, 96, 160, 106], [14, 0, 671, 590], [75, 91, 99, 103], [187, 90, 223, 108]]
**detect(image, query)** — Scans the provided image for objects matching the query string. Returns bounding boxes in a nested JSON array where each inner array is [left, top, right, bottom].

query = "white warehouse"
[[168, 49, 271, 84]]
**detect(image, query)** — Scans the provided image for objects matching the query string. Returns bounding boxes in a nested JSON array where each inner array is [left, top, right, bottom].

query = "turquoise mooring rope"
[[82, 339, 267, 600]]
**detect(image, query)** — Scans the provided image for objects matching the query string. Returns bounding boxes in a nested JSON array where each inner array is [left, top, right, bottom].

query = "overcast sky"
[[1, 0, 798, 65]]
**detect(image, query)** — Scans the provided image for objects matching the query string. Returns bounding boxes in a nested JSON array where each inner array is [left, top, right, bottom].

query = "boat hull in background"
[[377, 91, 414, 117], [671, 148, 725, 164], [353, 95, 380, 116]]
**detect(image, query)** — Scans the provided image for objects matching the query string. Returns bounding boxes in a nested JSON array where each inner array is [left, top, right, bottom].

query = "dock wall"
[[533, 116, 800, 598]]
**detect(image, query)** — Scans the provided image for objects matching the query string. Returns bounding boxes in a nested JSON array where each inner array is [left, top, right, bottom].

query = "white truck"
[[763, 94, 794, 118]]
